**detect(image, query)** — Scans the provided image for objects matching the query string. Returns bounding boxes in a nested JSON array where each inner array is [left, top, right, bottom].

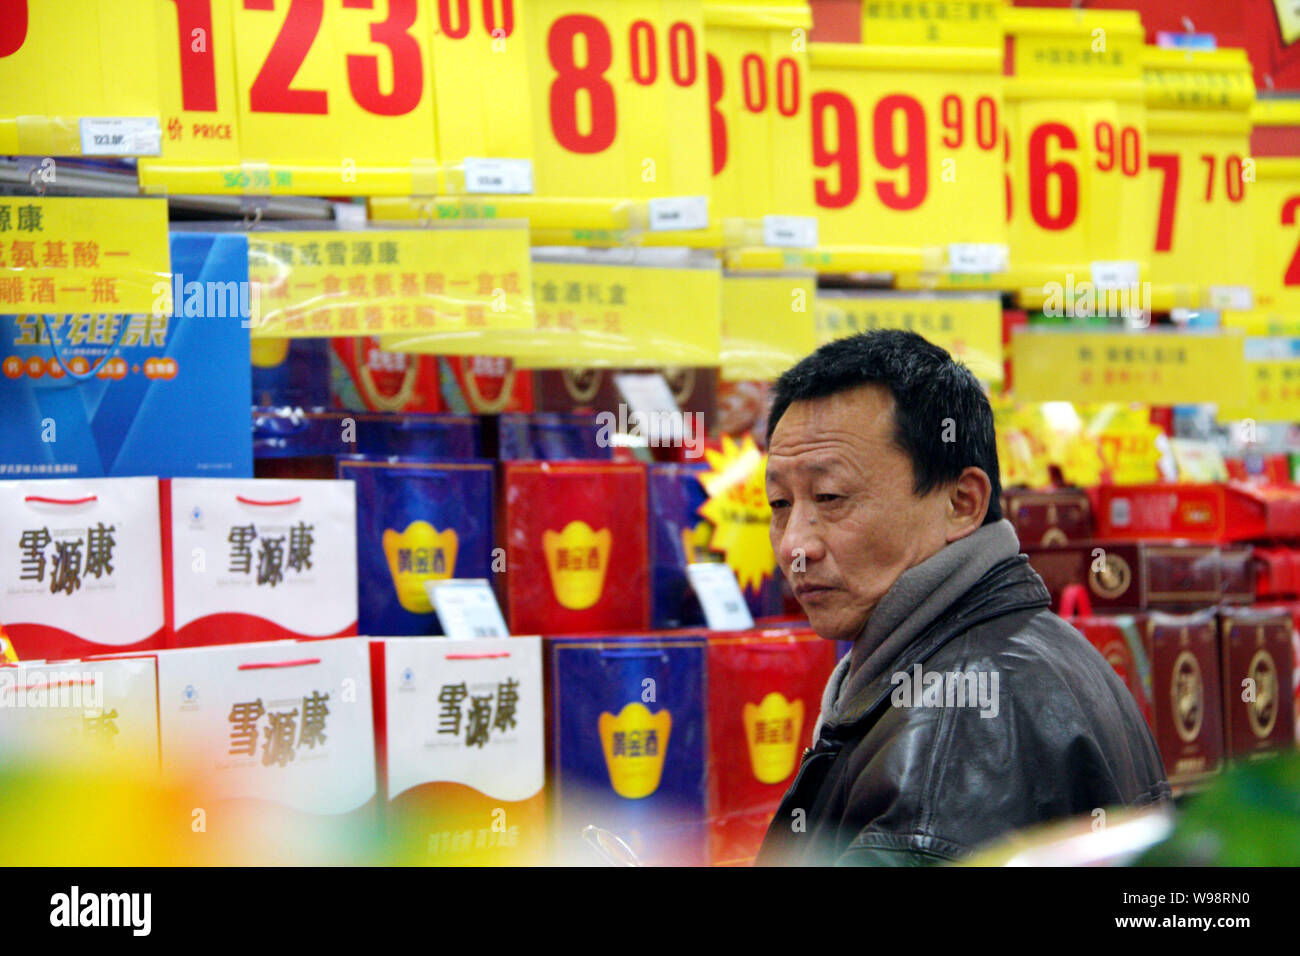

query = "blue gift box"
[[498, 413, 612, 460], [0, 232, 252, 478], [338, 456, 496, 636], [547, 633, 708, 866]]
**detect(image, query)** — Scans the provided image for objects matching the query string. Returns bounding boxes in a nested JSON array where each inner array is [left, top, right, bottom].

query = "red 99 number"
[[169, 0, 427, 117], [707, 51, 800, 176], [0, 0, 28, 58], [548, 15, 698, 155]]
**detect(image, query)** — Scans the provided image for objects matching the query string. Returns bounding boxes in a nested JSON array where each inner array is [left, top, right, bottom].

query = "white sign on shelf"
[[463, 158, 534, 195], [79, 117, 161, 156], [648, 196, 709, 232], [429, 579, 509, 639], [686, 562, 754, 631], [763, 215, 818, 248]]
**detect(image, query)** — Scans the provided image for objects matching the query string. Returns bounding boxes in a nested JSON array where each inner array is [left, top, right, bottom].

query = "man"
[[756, 330, 1169, 866]]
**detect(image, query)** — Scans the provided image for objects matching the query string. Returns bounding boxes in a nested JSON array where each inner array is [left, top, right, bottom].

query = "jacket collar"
[[819, 555, 1051, 739]]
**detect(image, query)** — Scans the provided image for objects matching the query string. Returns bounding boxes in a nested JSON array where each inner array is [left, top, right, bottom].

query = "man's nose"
[[777, 502, 826, 569]]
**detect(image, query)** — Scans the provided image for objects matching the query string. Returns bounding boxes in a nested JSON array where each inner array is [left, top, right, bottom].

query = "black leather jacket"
[[756, 555, 1171, 866]]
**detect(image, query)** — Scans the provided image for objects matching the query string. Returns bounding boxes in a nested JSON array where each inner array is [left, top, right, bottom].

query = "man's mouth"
[[794, 583, 836, 598]]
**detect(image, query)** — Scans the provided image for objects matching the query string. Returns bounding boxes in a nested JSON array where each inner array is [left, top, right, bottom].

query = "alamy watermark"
[[890, 662, 1000, 719], [1042, 275, 1152, 327], [595, 404, 705, 460], [0, 668, 104, 714], [152, 274, 262, 329]]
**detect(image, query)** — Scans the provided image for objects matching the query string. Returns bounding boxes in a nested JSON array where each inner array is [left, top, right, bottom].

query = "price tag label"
[[463, 158, 534, 195], [1091, 260, 1141, 289], [948, 243, 1008, 274], [1207, 286, 1254, 311], [763, 216, 819, 249], [648, 196, 710, 232], [429, 579, 509, 639], [686, 562, 754, 631], [614, 372, 683, 439], [79, 117, 161, 157]]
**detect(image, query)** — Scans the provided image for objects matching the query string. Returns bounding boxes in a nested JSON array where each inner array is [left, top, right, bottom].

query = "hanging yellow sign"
[[1219, 358, 1300, 424], [247, 227, 532, 339], [815, 291, 1004, 385], [1012, 329, 1246, 406], [1234, 99, 1300, 334], [0, 197, 170, 314], [720, 273, 816, 381]]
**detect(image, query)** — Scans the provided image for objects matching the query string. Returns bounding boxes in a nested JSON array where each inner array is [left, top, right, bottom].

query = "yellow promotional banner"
[[814, 291, 1003, 385], [720, 272, 817, 380], [1143, 47, 1256, 312], [794, 41, 1006, 274], [1003, 9, 1149, 308], [640, 1, 813, 251], [382, 255, 722, 368], [1012, 329, 1246, 406], [1219, 359, 1300, 424], [247, 227, 532, 339], [862, 0, 1003, 47], [0, 197, 170, 314], [0, 0, 163, 156]]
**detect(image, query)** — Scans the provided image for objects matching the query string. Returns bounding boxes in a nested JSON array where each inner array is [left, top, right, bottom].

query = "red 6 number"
[[1028, 122, 1078, 231]]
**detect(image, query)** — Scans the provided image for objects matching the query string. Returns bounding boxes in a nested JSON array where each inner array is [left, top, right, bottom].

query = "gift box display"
[[163, 478, 358, 647], [0, 477, 165, 661], [1004, 488, 1095, 546], [439, 356, 534, 414], [497, 413, 612, 461], [352, 413, 479, 459], [1145, 610, 1225, 787], [1218, 606, 1296, 762], [546, 633, 708, 866], [371, 637, 545, 864], [1065, 612, 1155, 730], [330, 337, 442, 413], [339, 458, 495, 636], [706, 629, 834, 865], [502, 462, 649, 635]]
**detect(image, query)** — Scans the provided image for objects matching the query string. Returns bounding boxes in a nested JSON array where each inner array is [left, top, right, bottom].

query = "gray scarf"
[[812, 518, 1021, 741]]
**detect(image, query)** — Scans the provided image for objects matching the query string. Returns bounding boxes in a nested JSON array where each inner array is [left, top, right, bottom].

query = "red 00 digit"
[[775, 57, 799, 117], [741, 53, 766, 112]]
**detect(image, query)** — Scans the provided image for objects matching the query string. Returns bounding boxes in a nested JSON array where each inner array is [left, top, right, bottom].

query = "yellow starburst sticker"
[[696, 435, 776, 595]]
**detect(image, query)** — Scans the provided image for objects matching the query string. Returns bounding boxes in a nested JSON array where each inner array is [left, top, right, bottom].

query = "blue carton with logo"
[[546, 632, 708, 866], [0, 232, 252, 478], [338, 456, 496, 636]]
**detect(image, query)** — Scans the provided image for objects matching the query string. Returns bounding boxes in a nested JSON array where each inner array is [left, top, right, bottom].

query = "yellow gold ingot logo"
[[743, 692, 804, 784], [250, 336, 291, 368], [680, 520, 713, 564], [598, 703, 671, 799], [382, 521, 459, 614], [542, 521, 611, 610]]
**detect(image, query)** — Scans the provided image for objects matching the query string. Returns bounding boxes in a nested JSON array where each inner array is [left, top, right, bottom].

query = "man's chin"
[[803, 610, 860, 644]]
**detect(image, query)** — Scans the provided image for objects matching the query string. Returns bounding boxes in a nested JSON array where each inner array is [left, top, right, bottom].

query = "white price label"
[[1090, 261, 1141, 289], [763, 216, 819, 248], [648, 196, 709, 232], [948, 243, 1008, 274], [686, 563, 755, 631], [429, 579, 509, 639], [1208, 286, 1254, 311], [463, 158, 534, 195], [79, 117, 161, 156]]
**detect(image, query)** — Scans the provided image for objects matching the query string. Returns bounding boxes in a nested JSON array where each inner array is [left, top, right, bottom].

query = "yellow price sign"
[[1012, 329, 1246, 407], [0, 197, 170, 314], [801, 42, 1006, 273], [1003, 9, 1149, 305], [1237, 99, 1300, 332], [248, 227, 532, 339], [862, 0, 1003, 47], [1220, 358, 1300, 424], [720, 272, 816, 381], [0, 0, 163, 156], [815, 291, 1003, 384], [1143, 47, 1256, 312], [383, 255, 722, 368]]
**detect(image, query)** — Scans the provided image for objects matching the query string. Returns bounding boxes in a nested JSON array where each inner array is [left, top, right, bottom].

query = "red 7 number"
[[1149, 152, 1179, 253], [0, 0, 26, 58], [246, 0, 328, 114], [1283, 196, 1300, 287]]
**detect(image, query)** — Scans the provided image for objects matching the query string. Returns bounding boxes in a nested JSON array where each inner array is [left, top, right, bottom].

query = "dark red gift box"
[[1146, 610, 1225, 788], [1218, 606, 1296, 762]]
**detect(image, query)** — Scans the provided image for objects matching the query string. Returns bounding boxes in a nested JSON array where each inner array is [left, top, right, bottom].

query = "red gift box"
[[1095, 482, 1300, 543], [706, 628, 835, 866], [502, 462, 649, 635], [1145, 610, 1225, 788], [1062, 600, 1155, 731], [441, 356, 534, 414], [1218, 607, 1296, 762], [1004, 488, 1094, 546], [330, 336, 442, 412]]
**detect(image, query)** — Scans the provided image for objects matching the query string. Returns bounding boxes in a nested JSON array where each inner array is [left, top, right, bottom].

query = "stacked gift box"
[[1007, 482, 1300, 792]]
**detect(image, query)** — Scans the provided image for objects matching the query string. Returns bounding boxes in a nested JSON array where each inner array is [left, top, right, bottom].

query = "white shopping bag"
[[0, 478, 164, 660], [373, 636, 546, 863], [156, 638, 375, 819], [0, 655, 159, 774], [164, 478, 358, 646]]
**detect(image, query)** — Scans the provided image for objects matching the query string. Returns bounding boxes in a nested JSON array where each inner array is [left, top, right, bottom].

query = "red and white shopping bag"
[[163, 478, 358, 646], [371, 636, 546, 864], [0, 655, 159, 774], [156, 638, 375, 823], [0, 478, 164, 660]]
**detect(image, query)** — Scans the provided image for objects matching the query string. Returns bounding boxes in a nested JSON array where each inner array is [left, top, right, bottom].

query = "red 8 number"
[[811, 92, 859, 209], [548, 15, 615, 154], [1028, 122, 1078, 231], [344, 0, 423, 117], [874, 94, 927, 211], [0, 0, 26, 58], [707, 53, 726, 175]]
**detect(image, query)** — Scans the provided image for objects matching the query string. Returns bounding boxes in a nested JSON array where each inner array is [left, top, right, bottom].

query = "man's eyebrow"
[[765, 458, 837, 481]]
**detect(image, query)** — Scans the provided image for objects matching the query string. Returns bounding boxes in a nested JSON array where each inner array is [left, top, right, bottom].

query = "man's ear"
[[946, 466, 992, 542]]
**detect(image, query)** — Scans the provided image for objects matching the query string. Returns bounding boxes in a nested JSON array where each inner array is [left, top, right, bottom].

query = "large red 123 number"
[[0, 0, 26, 58], [343, 0, 422, 116], [247, 0, 328, 114]]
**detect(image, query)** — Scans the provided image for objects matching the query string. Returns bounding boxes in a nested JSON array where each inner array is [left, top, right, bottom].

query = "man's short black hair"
[[766, 329, 1003, 525]]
